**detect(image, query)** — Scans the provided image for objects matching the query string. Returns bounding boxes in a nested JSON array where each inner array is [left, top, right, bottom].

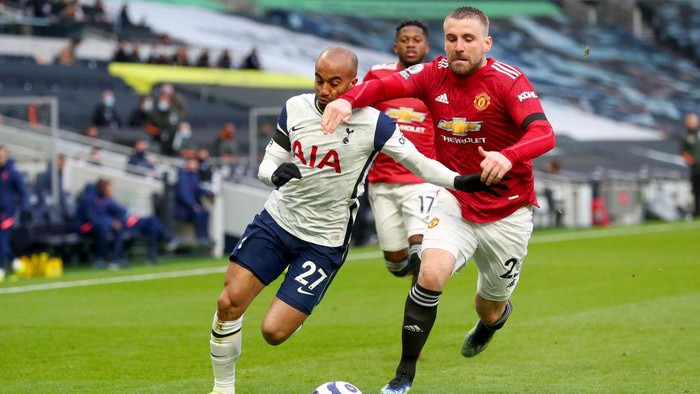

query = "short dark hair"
[[396, 20, 429, 39]]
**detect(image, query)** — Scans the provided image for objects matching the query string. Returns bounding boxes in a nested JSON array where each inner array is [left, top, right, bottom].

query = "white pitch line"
[[1, 221, 698, 295], [0, 267, 226, 295]]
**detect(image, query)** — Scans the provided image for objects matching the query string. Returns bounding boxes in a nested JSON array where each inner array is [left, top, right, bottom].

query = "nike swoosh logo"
[[297, 286, 314, 296], [291, 125, 303, 131], [237, 236, 248, 250]]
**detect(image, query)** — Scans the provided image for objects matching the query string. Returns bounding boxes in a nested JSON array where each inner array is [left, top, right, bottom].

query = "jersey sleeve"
[[340, 70, 416, 108], [259, 103, 293, 187], [276, 103, 289, 136], [258, 137, 291, 188], [500, 75, 556, 164], [373, 112, 399, 151]]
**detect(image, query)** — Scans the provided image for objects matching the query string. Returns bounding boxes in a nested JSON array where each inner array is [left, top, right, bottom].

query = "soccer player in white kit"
[[207, 47, 507, 394]]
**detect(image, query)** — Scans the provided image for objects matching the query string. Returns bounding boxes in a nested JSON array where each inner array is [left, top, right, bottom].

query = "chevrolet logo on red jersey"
[[437, 118, 483, 136], [385, 107, 427, 123]]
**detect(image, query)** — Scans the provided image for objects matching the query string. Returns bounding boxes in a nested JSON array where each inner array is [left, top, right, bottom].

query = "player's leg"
[[461, 296, 512, 358], [211, 263, 266, 394], [369, 183, 412, 277], [401, 183, 442, 284], [260, 297, 309, 345], [462, 205, 533, 358], [211, 210, 289, 394], [406, 234, 422, 285], [383, 191, 476, 394], [262, 239, 348, 345]]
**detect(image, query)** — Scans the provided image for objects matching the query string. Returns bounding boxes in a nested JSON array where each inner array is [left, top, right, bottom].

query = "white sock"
[[210, 313, 243, 394], [408, 243, 422, 260]]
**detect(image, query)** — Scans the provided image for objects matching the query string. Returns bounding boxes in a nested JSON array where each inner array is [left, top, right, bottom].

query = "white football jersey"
[[262, 93, 457, 247]]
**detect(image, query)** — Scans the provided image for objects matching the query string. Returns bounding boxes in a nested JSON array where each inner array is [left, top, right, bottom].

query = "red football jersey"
[[363, 62, 435, 184], [343, 56, 556, 222]]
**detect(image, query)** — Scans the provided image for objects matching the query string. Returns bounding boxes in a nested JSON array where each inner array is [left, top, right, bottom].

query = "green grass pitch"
[[1, 221, 699, 393]]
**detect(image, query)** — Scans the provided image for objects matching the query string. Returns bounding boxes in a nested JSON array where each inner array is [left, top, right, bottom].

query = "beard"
[[448, 54, 483, 77]]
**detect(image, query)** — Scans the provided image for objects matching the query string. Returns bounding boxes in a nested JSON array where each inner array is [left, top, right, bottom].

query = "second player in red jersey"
[[349, 56, 552, 222], [321, 7, 555, 394], [364, 20, 439, 281]]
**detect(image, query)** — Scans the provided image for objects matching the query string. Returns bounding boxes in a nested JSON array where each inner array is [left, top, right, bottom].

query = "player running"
[[320, 7, 556, 394], [207, 46, 507, 394], [364, 20, 437, 283]]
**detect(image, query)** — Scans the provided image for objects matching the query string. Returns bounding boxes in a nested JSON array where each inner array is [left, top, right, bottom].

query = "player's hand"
[[271, 162, 302, 187], [454, 173, 509, 197], [478, 146, 513, 186], [320, 99, 352, 134]]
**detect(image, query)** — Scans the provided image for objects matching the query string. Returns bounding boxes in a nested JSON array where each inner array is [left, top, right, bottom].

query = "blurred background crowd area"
[[1, 0, 699, 259]]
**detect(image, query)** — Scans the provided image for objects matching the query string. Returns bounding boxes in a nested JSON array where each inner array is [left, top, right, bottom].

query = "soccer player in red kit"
[[364, 20, 437, 282], [320, 7, 556, 394]]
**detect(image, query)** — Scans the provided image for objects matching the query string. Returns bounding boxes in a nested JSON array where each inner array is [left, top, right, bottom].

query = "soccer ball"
[[313, 381, 362, 394]]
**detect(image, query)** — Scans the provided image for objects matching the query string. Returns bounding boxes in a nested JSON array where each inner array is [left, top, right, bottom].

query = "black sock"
[[397, 283, 441, 378], [484, 300, 512, 331]]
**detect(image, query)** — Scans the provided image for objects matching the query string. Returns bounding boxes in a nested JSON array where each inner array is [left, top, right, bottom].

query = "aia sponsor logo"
[[292, 141, 342, 173]]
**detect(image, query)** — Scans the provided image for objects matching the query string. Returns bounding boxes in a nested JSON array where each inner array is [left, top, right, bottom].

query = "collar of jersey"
[[313, 96, 325, 116]]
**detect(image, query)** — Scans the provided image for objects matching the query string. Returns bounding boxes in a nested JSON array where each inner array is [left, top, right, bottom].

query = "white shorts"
[[368, 182, 443, 252], [422, 190, 534, 301]]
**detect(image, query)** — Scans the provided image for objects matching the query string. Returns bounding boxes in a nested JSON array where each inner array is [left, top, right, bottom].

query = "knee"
[[416, 265, 446, 291], [216, 292, 243, 321], [260, 322, 290, 346]]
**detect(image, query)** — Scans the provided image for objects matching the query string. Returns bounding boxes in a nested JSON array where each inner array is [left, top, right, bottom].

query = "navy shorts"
[[229, 210, 349, 315]]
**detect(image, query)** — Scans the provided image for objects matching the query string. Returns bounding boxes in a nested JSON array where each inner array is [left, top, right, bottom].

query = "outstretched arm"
[[321, 74, 412, 134], [377, 120, 508, 196]]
